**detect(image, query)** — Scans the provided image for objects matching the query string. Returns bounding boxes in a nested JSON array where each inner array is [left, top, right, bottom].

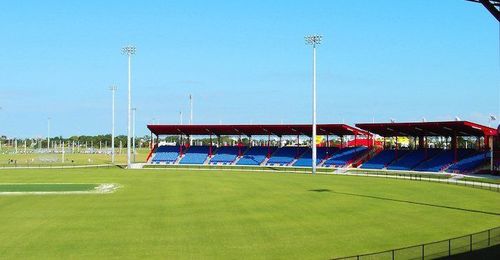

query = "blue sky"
[[0, 0, 499, 138]]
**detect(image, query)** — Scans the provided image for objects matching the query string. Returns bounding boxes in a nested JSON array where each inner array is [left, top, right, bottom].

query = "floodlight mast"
[[110, 85, 117, 163], [47, 117, 51, 151], [305, 35, 322, 174], [122, 45, 136, 169], [132, 107, 137, 163]]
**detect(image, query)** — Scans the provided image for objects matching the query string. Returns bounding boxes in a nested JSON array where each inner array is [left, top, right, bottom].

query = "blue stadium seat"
[[179, 146, 212, 165], [151, 146, 181, 163], [386, 149, 441, 171], [237, 146, 277, 165], [267, 146, 308, 166], [360, 149, 409, 169], [414, 149, 474, 172], [210, 146, 246, 165], [293, 147, 338, 167], [446, 151, 490, 173], [323, 146, 368, 167]]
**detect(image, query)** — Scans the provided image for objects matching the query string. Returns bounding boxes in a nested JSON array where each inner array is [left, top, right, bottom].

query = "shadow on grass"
[[309, 189, 500, 217]]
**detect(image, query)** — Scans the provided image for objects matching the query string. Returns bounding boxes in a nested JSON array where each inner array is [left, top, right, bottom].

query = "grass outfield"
[[0, 183, 98, 192], [0, 168, 498, 259], [0, 148, 149, 166]]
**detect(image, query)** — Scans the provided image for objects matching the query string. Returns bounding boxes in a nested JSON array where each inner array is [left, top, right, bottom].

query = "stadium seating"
[[323, 146, 368, 167], [210, 146, 246, 165], [151, 146, 181, 163], [360, 149, 410, 169], [414, 149, 473, 172], [446, 151, 490, 173], [267, 146, 308, 166], [293, 147, 338, 167], [179, 146, 211, 164], [386, 149, 441, 171], [237, 146, 277, 165]]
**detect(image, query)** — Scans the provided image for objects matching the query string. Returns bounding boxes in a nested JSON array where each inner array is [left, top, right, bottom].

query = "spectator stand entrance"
[[356, 121, 498, 174], [146, 124, 373, 168]]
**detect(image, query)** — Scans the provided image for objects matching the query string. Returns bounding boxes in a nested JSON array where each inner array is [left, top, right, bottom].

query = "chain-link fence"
[[334, 227, 500, 260]]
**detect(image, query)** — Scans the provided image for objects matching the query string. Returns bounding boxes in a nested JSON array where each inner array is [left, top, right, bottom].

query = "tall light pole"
[[47, 117, 51, 151], [305, 35, 322, 174], [122, 45, 136, 168], [132, 107, 137, 163], [189, 94, 193, 125], [110, 85, 117, 163]]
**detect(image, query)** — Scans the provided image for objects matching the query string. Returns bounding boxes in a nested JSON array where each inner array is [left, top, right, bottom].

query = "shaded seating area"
[[323, 146, 368, 167], [414, 149, 474, 172], [237, 146, 276, 165], [266, 146, 308, 166], [210, 146, 246, 165], [151, 145, 181, 163], [386, 149, 441, 171], [179, 146, 211, 164], [293, 147, 338, 167], [360, 149, 410, 169], [447, 152, 490, 173]]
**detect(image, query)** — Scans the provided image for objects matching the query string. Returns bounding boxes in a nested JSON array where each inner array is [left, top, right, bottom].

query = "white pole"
[[180, 111, 183, 125], [14, 139, 17, 154], [305, 35, 321, 174], [127, 53, 131, 168], [122, 45, 135, 169], [111, 85, 117, 163], [62, 141, 65, 163], [47, 117, 50, 151], [189, 94, 193, 125], [312, 44, 317, 174], [132, 108, 136, 163]]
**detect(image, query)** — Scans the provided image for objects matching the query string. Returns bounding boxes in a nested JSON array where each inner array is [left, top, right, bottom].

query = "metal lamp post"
[[110, 85, 117, 163], [122, 45, 136, 168], [305, 35, 322, 174]]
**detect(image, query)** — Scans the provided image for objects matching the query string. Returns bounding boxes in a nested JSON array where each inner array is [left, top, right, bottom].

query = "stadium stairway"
[[361, 150, 410, 170], [323, 146, 369, 167], [236, 146, 277, 166], [209, 146, 247, 165], [293, 147, 338, 167]]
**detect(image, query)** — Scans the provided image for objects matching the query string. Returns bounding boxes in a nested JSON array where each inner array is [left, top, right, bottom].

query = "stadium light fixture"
[[488, 114, 497, 127], [122, 45, 136, 169], [305, 34, 322, 174], [110, 85, 117, 163]]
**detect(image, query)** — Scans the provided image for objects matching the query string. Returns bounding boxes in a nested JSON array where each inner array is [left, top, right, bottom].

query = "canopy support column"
[[209, 134, 213, 157]]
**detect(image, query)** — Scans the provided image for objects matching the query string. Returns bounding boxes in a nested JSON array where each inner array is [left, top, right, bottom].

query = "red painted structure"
[[356, 121, 498, 163], [147, 124, 372, 157]]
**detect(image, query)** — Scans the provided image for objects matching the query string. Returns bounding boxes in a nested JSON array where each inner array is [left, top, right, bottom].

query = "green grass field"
[[0, 168, 498, 259], [0, 148, 149, 166], [0, 183, 98, 192]]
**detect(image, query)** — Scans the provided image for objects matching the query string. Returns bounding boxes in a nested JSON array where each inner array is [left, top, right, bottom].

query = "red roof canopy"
[[356, 121, 497, 137], [147, 124, 370, 137]]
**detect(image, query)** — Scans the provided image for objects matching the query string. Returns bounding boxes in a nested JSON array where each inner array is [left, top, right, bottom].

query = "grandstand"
[[357, 121, 498, 173], [210, 146, 246, 165], [237, 146, 276, 165], [146, 121, 499, 174]]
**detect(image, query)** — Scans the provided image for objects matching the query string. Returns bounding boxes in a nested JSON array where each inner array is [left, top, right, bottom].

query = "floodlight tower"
[[122, 45, 136, 168], [189, 94, 193, 125], [47, 117, 51, 151], [110, 85, 117, 163], [305, 35, 322, 174], [132, 107, 137, 162]]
